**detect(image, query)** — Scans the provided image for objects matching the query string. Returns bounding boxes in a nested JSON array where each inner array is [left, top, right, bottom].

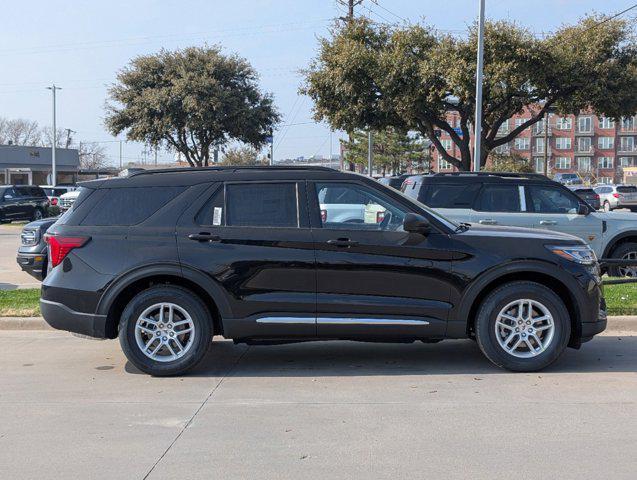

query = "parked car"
[[553, 173, 582, 185], [378, 174, 412, 190], [40, 185, 76, 208], [40, 166, 605, 376], [401, 172, 637, 277], [567, 186, 601, 210], [58, 189, 81, 211], [594, 184, 637, 212], [16, 217, 58, 280], [0, 185, 49, 223]]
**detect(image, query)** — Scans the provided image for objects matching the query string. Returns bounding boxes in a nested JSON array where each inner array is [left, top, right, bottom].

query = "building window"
[[598, 117, 615, 129], [577, 116, 593, 133], [620, 137, 635, 152], [494, 143, 511, 154], [597, 177, 612, 185], [577, 137, 592, 153], [534, 157, 544, 173], [438, 158, 453, 170], [555, 157, 571, 169], [620, 157, 635, 167], [597, 157, 613, 169], [514, 118, 529, 129], [534, 137, 545, 153], [577, 157, 592, 172], [598, 137, 614, 150], [621, 116, 636, 131], [555, 137, 572, 149], [497, 121, 510, 136], [440, 139, 453, 150], [514, 137, 530, 150], [533, 119, 547, 135], [555, 117, 572, 130]]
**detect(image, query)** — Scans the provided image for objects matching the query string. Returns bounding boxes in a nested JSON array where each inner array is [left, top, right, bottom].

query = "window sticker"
[[213, 207, 223, 226]]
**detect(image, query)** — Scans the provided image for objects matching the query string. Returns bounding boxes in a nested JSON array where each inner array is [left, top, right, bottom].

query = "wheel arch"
[[97, 263, 231, 339], [455, 262, 582, 346], [602, 231, 637, 258]]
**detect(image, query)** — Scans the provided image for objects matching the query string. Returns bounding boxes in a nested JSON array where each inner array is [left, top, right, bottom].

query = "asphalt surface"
[[0, 223, 40, 290], [0, 330, 635, 479]]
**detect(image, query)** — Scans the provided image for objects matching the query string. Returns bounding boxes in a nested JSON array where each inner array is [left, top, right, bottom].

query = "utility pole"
[[368, 130, 373, 177], [338, 0, 365, 21], [473, 0, 485, 172], [46, 84, 61, 186], [119, 140, 123, 169], [543, 113, 549, 176], [64, 128, 75, 149]]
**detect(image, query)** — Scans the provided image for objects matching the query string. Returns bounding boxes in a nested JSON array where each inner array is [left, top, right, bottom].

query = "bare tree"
[[79, 142, 108, 170], [42, 126, 67, 148], [0, 117, 42, 146]]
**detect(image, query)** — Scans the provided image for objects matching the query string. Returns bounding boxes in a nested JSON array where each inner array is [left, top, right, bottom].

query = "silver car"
[[594, 185, 637, 212]]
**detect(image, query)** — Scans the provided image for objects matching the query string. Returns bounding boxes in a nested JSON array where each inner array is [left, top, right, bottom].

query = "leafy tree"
[[220, 145, 267, 166], [483, 152, 534, 173], [342, 128, 426, 175], [105, 46, 280, 167], [303, 15, 637, 171]]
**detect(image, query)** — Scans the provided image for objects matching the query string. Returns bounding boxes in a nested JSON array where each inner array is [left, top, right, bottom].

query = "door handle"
[[478, 219, 498, 225], [539, 220, 557, 226], [326, 238, 359, 247], [188, 232, 221, 242]]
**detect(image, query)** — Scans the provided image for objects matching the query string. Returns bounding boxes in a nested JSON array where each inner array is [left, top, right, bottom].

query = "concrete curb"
[[0, 316, 636, 332]]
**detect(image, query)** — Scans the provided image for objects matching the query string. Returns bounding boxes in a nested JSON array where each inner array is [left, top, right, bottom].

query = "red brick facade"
[[432, 107, 637, 184]]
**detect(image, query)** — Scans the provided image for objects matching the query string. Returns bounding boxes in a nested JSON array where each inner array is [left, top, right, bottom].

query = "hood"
[[593, 211, 637, 222], [457, 223, 584, 243], [23, 217, 59, 231], [60, 190, 81, 199]]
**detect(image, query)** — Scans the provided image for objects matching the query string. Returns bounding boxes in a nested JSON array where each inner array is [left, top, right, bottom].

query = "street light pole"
[[46, 84, 61, 186], [368, 130, 373, 177], [473, 0, 485, 172]]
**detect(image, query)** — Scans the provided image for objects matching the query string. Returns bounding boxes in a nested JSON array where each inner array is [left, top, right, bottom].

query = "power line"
[[369, 1, 406, 22], [583, 3, 637, 32]]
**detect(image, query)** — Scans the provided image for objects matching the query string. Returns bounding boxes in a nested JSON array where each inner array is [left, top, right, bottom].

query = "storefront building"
[[0, 145, 79, 185]]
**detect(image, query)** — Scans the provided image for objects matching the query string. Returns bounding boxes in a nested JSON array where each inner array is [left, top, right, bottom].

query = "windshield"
[[393, 186, 459, 231]]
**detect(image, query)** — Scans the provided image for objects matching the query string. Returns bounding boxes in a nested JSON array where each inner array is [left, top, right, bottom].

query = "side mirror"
[[578, 203, 590, 215], [403, 213, 431, 234]]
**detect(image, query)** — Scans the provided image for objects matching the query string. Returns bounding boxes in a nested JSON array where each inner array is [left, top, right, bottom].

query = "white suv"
[[594, 184, 637, 212]]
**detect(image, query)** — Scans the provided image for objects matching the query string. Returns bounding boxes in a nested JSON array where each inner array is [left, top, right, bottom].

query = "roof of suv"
[[405, 172, 554, 184], [80, 165, 357, 189]]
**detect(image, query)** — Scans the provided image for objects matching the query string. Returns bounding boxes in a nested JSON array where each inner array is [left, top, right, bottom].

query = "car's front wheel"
[[475, 281, 571, 372], [119, 285, 213, 376]]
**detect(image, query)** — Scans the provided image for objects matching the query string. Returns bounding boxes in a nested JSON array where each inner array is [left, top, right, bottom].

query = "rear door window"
[[475, 185, 521, 212], [528, 185, 580, 214], [226, 183, 298, 228], [421, 183, 481, 208], [617, 186, 637, 193]]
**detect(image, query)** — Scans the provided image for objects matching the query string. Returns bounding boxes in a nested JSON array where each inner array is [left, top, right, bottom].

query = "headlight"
[[546, 244, 596, 265]]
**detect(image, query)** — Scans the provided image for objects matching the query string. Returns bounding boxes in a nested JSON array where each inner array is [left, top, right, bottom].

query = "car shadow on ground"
[[124, 335, 636, 377]]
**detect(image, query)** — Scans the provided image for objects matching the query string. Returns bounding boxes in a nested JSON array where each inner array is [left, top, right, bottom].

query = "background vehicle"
[[58, 189, 81, 212], [41, 166, 605, 376], [567, 186, 600, 210], [40, 185, 76, 208], [401, 172, 637, 276], [16, 217, 57, 280], [378, 174, 412, 190], [554, 173, 582, 185], [594, 185, 637, 212], [0, 185, 49, 222]]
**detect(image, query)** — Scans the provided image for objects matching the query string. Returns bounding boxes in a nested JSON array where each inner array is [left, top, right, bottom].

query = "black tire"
[[119, 285, 213, 376], [475, 281, 571, 372], [608, 242, 637, 277], [603, 201, 611, 212]]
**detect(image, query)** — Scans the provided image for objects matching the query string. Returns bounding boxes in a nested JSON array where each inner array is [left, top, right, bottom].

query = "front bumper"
[[40, 299, 108, 338], [16, 252, 47, 280]]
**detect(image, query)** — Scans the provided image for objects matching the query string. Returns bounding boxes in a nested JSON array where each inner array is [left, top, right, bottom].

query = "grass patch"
[[603, 281, 637, 316], [0, 288, 40, 317]]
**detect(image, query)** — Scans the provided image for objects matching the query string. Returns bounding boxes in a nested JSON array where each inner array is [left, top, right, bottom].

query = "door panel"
[[309, 181, 453, 339], [176, 182, 317, 339], [469, 184, 533, 228]]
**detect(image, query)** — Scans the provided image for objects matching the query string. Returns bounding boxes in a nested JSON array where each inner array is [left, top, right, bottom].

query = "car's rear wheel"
[[119, 285, 212, 376], [609, 242, 637, 277], [475, 281, 570, 372]]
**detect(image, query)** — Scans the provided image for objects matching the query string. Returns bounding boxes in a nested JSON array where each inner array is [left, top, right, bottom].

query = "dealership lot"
[[0, 329, 635, 479]]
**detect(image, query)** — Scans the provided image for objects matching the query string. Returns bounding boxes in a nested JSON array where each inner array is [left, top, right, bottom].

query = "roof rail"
[[433, 171, 552, 181], [128, 165, 336, 177]]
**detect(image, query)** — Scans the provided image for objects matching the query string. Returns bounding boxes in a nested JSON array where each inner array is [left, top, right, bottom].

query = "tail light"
[[51, 198, 58, 206], [44, 234, 90, 267], [594, 194, 600, 200], [613, 193, 620, 198], [320, 209, 327, 223], [376, 211, 385, 223]]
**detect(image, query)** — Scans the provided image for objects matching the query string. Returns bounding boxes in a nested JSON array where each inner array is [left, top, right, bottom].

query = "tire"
[[32, 208, 43, 221], [603, 201, 611, 212], [608, 242, 637, 278], [119, 285, 213, 376], [475, 281, 571, 372]]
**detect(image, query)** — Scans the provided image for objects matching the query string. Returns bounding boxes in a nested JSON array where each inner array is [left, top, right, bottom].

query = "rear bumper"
[[40, 299, 108, 338]]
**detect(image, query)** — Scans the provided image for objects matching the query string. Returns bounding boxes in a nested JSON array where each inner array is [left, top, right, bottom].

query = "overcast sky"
[[0, 0, 631, 166]]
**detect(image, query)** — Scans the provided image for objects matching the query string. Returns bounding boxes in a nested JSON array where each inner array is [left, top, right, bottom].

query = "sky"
[[0, 0, 632, 166]]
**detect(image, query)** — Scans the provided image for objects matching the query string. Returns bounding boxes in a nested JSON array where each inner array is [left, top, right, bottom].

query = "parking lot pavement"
[[0, 224, 40, 290], [0, 331, 636, 480]]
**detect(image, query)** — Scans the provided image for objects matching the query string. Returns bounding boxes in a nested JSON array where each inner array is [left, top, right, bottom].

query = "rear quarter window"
[[80, 186, 184, 226], [617, 186, 637, 193]]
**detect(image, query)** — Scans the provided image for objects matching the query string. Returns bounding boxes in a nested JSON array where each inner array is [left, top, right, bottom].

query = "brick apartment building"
[[432, 106, 637, 184]]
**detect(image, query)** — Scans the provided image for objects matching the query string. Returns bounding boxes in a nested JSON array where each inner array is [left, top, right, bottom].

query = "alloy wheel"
[[134, 303, 195, 362], [618, 251, 637, 277], [494, 299, 555, 358]]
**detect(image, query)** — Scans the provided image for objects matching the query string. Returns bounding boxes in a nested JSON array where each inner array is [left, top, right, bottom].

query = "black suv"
[[41, 167, 606, 376], [0, 185, 49, 222]]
